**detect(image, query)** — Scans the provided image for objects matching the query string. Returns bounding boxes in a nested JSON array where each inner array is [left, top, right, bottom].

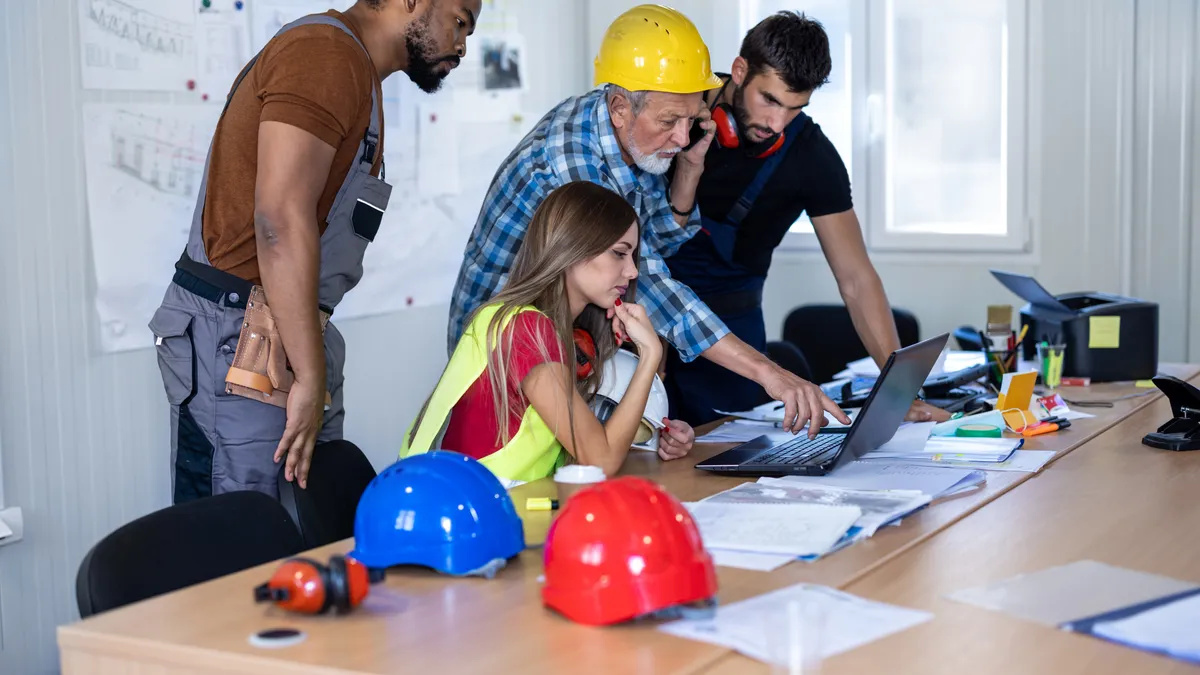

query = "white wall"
[[0, 1, 586, 673], [1, 0, 1198, 672]]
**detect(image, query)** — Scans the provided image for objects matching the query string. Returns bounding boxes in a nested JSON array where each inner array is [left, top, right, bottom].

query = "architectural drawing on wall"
[[82, 104, 220, 353], [108, 109, 207, 198], [79, 0, 197, 91]]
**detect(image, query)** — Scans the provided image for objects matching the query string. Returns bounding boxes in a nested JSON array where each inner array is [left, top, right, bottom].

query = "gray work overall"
[[148, 14, 391, 504]]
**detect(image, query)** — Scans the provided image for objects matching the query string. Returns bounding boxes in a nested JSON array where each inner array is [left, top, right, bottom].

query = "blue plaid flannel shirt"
[[447, 87, 730, 362]]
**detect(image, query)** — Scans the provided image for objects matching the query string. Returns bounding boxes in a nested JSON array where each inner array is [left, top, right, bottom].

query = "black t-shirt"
[[689, 109, 853, 276]]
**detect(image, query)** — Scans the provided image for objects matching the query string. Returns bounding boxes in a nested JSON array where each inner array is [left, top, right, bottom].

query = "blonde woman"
[[402, 182, 695, 485]]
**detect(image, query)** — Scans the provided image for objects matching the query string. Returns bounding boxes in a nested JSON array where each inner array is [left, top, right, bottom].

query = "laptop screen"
[[831, 333, 950, 471]]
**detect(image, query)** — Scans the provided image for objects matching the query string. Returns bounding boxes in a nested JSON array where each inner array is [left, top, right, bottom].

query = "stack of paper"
[[860, 420, 1022, 464], [659, 583, 934, 666], [765, 461, 987, 501], [688, 480, 935, 571], [1083, 591, 1200, 664], [713, 400, 858, 429], [696, 420, 795, 444], [685, 501, 862, 558], [833, 350, 986, 380]]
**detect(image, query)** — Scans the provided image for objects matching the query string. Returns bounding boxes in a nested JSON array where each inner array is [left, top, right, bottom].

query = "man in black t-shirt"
[[663, 11, 951, 426]]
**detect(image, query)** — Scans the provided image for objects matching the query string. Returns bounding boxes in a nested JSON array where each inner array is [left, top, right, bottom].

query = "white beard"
[[625, 129, 679, 175]]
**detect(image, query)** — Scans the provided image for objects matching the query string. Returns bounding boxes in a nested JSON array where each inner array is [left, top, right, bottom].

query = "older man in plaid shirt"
[[448, 5, 847, 436]]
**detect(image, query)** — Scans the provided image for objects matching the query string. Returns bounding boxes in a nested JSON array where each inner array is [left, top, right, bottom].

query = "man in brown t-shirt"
[[150, 0, 482, 504]]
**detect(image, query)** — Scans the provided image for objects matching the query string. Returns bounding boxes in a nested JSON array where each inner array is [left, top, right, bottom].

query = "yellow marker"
[[525, 497, 559, 511], [1089, 316, 1121, 348]]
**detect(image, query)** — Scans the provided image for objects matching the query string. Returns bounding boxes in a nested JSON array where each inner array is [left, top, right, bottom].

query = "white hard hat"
[[587, 348, 669, 452]]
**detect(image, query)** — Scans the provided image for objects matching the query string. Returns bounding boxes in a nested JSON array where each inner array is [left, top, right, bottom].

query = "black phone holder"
[[1141, 375, 1200, 452]]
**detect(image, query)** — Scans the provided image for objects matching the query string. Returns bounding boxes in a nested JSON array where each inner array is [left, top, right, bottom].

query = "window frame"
[[773, 0, 1031, 254]]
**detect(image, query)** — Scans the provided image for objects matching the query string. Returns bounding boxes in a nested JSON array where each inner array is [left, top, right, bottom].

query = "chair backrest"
[[781, 304, 921, 385], [278, 439, 377, 550], [76, 490, 304, 619]]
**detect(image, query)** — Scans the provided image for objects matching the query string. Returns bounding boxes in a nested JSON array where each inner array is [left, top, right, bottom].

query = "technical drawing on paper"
[[108, 108, 208, 197], [79, 0, 197, 91], [82, 104, 220, 352]]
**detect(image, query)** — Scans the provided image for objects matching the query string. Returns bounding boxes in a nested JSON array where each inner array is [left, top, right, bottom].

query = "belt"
[[173, 252, 334, 315], [699, 287, 763, 316]]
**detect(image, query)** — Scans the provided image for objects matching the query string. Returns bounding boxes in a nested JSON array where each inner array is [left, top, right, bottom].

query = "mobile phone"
[[683, 119, 707, 152]]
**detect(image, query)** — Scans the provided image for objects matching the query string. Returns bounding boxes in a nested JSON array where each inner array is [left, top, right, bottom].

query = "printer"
[[990, 270, 1159, 382]]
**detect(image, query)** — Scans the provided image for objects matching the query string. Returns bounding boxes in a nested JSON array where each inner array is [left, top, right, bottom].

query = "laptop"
[[695, 332, 950, 477]]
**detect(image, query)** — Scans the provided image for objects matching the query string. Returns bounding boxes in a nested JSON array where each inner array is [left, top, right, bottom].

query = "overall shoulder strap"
[[220, 14, 381, 163], [724, 113, 810, 227]]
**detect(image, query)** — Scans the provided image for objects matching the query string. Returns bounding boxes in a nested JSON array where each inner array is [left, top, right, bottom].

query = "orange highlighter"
[[1022, 418, 1071, 437]]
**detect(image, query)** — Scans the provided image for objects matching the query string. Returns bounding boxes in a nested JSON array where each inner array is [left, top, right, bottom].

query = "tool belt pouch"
[[224, 286, 331, 409]]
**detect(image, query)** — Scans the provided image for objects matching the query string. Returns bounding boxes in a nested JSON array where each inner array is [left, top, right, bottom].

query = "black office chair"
[[278, 439, 377, 550], [765, 340, 814, 383], [781, 304, 921, 385], [75, 490, 304, 618], [749, 341, 817, 406]]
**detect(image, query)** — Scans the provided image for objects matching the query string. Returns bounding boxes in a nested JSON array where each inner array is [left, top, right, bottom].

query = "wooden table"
[[56, 366, 1199, 674], [704, 369, 1200, 675]]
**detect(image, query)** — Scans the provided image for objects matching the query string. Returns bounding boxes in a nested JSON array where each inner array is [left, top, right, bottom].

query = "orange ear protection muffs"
[[573, 328, 596, 380], [253, 554, 385, 615], [710, 102, 785, 159]]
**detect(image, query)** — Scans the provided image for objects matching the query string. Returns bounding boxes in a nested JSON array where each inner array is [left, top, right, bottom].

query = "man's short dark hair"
[[739, 11, 832, 93]]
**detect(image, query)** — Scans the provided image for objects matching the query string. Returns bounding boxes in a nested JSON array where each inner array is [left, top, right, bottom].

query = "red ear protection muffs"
[[573, 328, 596, 380], [710, 102, 786, 159], [253, 554, 385, 615]]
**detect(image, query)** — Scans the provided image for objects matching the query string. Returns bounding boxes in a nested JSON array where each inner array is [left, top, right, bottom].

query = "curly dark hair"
[[740, 11, 832, 93]]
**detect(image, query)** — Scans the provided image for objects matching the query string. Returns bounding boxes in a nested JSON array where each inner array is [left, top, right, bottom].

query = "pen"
[[1022, 419, 1071, 437]]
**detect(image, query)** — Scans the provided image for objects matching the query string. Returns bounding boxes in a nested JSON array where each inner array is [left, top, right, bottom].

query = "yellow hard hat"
[[593, 5, 723, 94]]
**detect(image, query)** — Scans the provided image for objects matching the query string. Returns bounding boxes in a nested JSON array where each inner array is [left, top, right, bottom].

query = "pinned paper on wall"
[[79, 0, 199, 91], [195, 0, 252, 102], [1089, 316, 1121, 348], [81, 103, 221, 352]]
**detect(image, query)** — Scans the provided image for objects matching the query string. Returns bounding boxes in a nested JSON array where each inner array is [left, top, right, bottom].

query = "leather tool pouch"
[[224, 286, 331, 409]]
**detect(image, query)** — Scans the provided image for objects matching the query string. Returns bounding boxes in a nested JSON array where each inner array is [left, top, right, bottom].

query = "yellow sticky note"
[[1136, 380, 1155, 388], [1089, 316, 1121, 348]]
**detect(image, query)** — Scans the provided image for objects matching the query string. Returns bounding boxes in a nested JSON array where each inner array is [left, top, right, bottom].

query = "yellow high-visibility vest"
[[401, 303, 567, 484]]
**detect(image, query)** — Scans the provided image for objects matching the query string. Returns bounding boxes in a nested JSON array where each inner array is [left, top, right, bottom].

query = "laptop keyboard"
[[753, 434, 844, 466]]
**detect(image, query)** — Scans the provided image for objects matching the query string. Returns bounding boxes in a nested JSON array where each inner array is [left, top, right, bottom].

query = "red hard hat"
[[541, 476, 717, 625]]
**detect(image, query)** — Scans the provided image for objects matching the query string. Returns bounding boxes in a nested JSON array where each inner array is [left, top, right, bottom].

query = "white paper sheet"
[[709, 549, 796, 572], [82, 103, 221, 352], [194, 0, 251, 103], [659, 583, 934, 665], [861, 449, 1056, 473], [696, 420, 796, 444], [685, 502, 861, 557], [840, 350, 985, 379], [869, 421, 936, 455], [1089, 592, 1200, 664], [80, 0, 198, 91], [714, 401, 858, 428], [417, 103, 461, 196], [865, 434, 1020, 463], [702, 482, 929, 539], [765, 462, 986, 501]]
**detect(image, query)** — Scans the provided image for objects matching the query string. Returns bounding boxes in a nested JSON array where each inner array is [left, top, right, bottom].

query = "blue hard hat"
[[349, 451, 526, 577]]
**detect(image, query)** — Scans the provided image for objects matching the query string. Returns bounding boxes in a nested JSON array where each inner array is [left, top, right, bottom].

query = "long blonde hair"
[[413, 181, 640, 449]]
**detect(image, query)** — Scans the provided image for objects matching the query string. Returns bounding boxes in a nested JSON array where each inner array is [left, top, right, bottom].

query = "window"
[[739, 0, 1028, 251]]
